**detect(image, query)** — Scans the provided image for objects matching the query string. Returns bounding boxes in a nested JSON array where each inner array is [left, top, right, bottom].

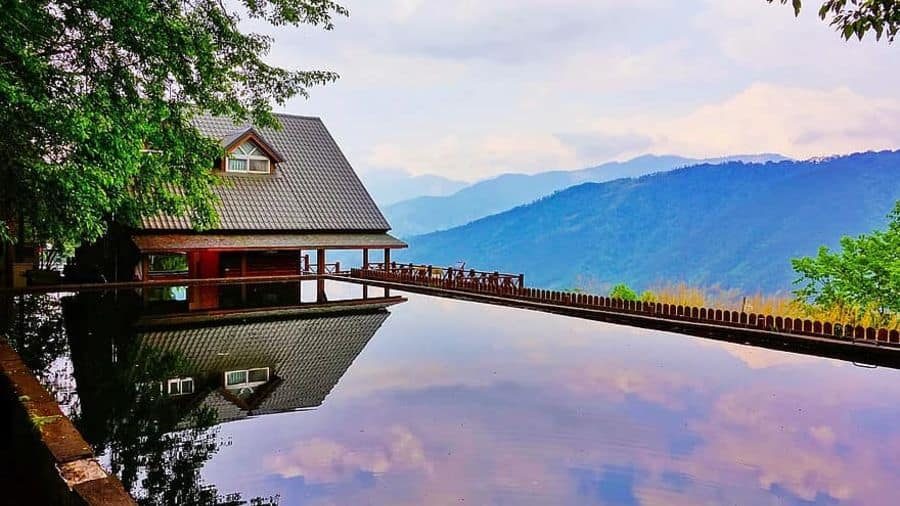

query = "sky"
[[248, 0, 900, 182]]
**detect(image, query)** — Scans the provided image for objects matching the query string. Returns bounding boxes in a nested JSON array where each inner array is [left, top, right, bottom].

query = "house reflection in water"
[[59, 280, 402, 502], [63, 280, 404, 433], [139, 301, 395, 422], [136, 280, 403, 422]]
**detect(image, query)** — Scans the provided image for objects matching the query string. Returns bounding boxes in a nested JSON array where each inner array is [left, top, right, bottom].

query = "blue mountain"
[[384, 154, 788, 237], [398, 151, 900, 293]]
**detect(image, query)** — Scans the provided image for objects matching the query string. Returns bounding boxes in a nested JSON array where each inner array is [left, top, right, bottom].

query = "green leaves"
[[609, 283, 639, 301], [769, 0, 900, 42], [0, 0, 346, 247], [792, 202, 900, 328]]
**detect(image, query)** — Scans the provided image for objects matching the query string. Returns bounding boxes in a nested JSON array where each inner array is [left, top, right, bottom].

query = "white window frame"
[[224, 367, 270, 391], [165, 377, 195, 396], [226, 140, 271, 174]]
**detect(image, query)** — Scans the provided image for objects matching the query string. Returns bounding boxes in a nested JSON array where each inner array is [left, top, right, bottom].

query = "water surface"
[[3, 280, 899, 505]]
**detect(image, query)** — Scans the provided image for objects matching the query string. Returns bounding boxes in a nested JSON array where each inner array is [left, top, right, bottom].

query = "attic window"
[[227, 140, 271, 174]]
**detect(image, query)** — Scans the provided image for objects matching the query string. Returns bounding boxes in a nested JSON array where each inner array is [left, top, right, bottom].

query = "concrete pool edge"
[[334, 275, 900, 369], [0, 338, 135, 505]]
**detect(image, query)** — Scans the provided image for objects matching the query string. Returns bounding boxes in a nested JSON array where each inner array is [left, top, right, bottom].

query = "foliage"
[[148, 253, 189, 273], [1, 294, 68, 380], [792, 202, 900, 328], [609, 283, 638, 301], [639, 290, 657, 303], [0, 0, 346, 247], [769, 0, 900, 42], [641, 281, 898, 329]]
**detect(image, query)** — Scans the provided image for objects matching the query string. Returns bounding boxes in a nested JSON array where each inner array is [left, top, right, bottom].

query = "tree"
[[792, 202, 900, 327], [609, 283, 638, 301], [768, 0, 900, 42], [0, 0, 347, 247]]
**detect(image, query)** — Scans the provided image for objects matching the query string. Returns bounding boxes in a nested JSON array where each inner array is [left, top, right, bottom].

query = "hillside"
[[397, 151, 900, 293], [384, 154, 788, 237]]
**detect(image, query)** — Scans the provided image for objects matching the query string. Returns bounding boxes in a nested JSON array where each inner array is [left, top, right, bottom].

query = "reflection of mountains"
[[139, 310, 391, 423]]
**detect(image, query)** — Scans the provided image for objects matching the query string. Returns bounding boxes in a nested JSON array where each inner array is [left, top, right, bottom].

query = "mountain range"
[[358, 168, 467, 206], [384, 154, 789, 237], [397, 151, 900, 293]]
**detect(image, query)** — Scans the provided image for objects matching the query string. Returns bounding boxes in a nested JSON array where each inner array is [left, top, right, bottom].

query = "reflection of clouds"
[[700, 340, 837, 370], [205, 292, 900, 504], [685, 384, 900, 504], [264, 426, 431, 483], [563, 364, 703, 409]]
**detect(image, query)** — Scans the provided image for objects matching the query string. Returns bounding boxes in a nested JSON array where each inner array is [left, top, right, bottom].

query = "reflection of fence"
[[351, 267, 900, 348], [305, 262, 345, 275]]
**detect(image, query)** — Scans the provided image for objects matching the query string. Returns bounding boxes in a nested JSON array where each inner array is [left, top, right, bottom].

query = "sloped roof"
[[138, 310, 390, 422], [142, 113, 391, 232]]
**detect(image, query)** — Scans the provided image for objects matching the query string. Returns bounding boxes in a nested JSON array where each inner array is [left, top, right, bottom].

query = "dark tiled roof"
[[138, 310, 390, 422], [142, 113, 391, 232]]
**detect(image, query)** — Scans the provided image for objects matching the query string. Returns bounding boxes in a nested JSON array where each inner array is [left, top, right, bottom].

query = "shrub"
[[640, 290, 658, 303], [609, 283, 638, 301]]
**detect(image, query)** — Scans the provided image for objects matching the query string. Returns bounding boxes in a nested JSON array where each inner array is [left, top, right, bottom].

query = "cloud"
[[587, 83, 900, 161], [367, 132, 579, 180], [233, 0, 900, 180], [555, 131, 654, 162]]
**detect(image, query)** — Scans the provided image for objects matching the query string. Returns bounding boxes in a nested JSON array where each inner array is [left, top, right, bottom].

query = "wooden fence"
[[350, 267, 900, 347], [361, 262, 524, 291]]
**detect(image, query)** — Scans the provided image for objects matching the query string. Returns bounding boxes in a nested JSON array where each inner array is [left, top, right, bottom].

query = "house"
[[78, 113, 405, 283], [139, 306, 393, 423]]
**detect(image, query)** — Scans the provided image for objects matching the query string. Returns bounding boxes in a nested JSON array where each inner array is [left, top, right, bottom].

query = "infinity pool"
[[3, 280, 899, 505]]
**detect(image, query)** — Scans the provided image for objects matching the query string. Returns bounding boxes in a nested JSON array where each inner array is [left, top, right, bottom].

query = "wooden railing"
[[351, 267, 900, 348], [305, 262, 345, 275], [360, 263, 524, 291]]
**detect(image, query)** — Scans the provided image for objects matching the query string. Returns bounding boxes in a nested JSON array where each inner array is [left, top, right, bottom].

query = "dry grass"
[[644, 282, 898, 329]]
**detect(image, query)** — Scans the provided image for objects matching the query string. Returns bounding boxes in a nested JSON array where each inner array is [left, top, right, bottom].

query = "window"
[[148, 253, 189, 274], [146, 285, 188, 302], [227, 140, 271, 174], [166, 377, 195, 396], [224, 367, 270, 389]]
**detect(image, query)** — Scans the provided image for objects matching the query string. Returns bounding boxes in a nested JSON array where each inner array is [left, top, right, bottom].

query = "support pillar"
[[384, 248, 391, 271], [140, 254, 149, 281], [362, 248, 369, 269], [316, 248, 326, 302]]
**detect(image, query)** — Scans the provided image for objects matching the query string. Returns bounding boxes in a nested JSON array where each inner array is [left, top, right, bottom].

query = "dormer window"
[[227, 140, 271, 174]]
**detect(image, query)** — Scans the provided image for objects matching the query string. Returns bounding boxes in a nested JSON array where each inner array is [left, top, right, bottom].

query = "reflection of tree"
[[100, 347, 217, 504], [1, 293, 68, 377], [60, 292, 280, 505]]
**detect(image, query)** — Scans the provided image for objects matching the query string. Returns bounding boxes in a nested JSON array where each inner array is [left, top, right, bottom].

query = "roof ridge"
[[272, 112, 322, 121]]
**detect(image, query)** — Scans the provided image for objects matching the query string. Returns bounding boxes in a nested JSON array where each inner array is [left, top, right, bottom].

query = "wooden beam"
[[317, 248, 326, 302], [141, 255, 150, 282], [362, 248, 369, 269], [384, 248, 391, 271]]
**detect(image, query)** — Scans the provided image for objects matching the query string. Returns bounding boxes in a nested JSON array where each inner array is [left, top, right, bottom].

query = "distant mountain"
[[385, 153, 789, 237], [359, 168, 467, 206], [398, 151, 900, 293]]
